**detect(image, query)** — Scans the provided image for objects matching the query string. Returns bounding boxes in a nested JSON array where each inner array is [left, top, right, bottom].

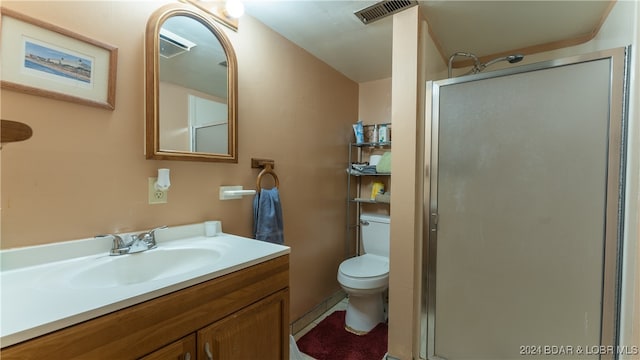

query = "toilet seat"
[[338, 254, 389, 290]]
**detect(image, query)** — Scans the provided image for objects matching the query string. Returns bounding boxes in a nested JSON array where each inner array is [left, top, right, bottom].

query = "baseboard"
[[290, 289, 346, 335]]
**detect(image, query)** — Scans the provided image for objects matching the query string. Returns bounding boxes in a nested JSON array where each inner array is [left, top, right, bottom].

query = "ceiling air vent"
[[159, 28, 197, 59], [354, 0, 418, 24]]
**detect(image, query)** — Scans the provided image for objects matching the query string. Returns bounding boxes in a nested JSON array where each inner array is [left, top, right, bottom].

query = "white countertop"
[[0, 223, 289, 347]]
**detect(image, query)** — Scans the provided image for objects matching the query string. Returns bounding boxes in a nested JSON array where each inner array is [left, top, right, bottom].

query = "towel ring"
[[256, 165, 279, 192]]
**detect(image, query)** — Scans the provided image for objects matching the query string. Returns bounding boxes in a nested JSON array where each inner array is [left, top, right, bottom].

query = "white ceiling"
[[243, 0, 613, 83], [244, 1, 391, 82]]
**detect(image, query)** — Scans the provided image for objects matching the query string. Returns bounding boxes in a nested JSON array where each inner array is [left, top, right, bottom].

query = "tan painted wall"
[[382, 6, 447, 358], [358, 78, 391, 125], [0, 1, 357, 323], [388, 6, 423, 359]]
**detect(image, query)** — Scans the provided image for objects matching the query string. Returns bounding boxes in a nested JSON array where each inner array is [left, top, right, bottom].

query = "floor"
[[292, 297, 349, 360]]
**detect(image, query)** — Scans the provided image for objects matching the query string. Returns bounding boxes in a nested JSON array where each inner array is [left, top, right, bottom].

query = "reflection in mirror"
[[146, 4, 237, 162]]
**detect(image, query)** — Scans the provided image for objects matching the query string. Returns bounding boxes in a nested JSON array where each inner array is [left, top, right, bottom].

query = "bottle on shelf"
[[379, 124, 388, 143]]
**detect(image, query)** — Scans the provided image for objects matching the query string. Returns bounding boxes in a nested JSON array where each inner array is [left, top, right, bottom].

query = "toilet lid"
[[339, 254, 388, 278]]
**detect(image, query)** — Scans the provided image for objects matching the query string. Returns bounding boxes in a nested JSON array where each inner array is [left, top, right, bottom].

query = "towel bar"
[[220, 186, 257, 200], [252, 158, 279, 192], [256, 166, 279, 192]]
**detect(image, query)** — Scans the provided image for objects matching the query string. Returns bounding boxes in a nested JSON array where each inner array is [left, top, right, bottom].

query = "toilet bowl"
[[338, 254, 388, 334], [337, 213, 390, 334]]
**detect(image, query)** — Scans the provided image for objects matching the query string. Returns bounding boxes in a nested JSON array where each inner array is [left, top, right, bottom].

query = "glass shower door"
[[425, 48, 628, 360]]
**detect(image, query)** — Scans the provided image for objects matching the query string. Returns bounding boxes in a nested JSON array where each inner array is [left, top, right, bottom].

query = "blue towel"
[[253, 188, 284, 244]]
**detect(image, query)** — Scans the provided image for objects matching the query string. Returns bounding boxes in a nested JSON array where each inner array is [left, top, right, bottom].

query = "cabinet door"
[[198, 290, 289, 360], [139, 334, 196, 360]]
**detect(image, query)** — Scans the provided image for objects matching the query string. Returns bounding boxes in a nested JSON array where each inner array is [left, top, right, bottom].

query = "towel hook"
[[252, 158, 279, 193]]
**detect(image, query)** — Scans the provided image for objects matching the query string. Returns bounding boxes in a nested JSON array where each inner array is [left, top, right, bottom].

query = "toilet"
[[337, 213, 390, 334]]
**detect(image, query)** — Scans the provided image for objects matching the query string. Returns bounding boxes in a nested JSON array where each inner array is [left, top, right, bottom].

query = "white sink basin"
[[1, 225, 290, 347], [69, 248, 221, 288]]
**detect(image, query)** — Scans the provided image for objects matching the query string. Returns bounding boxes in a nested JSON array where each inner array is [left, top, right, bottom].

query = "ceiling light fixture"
[[180, 0, 240, 31]]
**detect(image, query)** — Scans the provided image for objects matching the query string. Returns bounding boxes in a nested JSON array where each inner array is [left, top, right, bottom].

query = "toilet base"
[[344, 292, 385, 334]]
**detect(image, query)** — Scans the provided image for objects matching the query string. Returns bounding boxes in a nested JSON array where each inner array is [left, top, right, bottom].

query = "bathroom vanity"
[[0, 224, 290, 359]]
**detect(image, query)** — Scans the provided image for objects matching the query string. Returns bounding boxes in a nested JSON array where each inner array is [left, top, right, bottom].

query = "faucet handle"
[[148, 225, 168, 236], [138, 225, 168, 248], [96, 234, 129, 256]]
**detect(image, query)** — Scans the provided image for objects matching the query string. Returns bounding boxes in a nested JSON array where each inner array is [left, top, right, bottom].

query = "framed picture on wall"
[[0, 7, 118, 110]]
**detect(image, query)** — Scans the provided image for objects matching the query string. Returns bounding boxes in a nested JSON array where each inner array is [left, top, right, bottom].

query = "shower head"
[[484, 54, 525, 67], [471, 54, 525, 74], [506, 54, 525, 63], [448, 52, 525, 78]]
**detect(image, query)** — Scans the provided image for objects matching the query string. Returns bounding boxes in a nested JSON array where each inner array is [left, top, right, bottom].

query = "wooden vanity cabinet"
[[197, 290, 288, 359], [1, 255, 289, 360], [139, 335, 196, 360]]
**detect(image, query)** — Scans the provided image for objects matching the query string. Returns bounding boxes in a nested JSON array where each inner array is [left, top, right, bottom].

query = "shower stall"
[[422, 47, 629, 360]]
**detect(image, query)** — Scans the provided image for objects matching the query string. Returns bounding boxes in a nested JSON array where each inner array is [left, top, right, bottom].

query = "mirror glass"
[[146, 4, 237, 162]]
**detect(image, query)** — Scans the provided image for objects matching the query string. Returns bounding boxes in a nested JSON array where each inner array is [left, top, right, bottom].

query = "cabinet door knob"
[[205, 342, 214, 360], [184, 352, 191, 360]]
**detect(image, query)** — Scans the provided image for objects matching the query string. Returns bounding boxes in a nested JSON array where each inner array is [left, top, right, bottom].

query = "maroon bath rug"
[[297, 310, 387, 360]]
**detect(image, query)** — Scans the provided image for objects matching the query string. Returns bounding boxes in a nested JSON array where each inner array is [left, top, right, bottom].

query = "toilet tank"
[[360, 213, 390, 257]]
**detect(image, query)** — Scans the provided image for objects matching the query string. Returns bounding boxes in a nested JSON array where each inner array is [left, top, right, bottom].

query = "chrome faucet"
[[130, 226, 167, 253], [97, 226, 167, 256]]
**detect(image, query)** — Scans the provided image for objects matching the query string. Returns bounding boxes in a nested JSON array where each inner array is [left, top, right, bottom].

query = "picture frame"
[[0, 8, 118, 110]]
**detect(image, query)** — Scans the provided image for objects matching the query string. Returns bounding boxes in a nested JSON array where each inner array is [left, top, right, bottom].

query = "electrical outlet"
[[148, 177, 167, 204]]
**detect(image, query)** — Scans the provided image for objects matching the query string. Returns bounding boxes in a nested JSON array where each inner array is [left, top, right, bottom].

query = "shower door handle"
[[430, 213, 438, 232]]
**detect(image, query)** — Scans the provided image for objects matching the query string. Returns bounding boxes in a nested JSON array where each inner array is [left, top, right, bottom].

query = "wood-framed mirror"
[[145, 3, 237, 162]]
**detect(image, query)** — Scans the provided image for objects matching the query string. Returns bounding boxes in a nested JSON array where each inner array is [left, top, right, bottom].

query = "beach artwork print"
[[23, 39, 93, 86], [1, 9, 117, 109]]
